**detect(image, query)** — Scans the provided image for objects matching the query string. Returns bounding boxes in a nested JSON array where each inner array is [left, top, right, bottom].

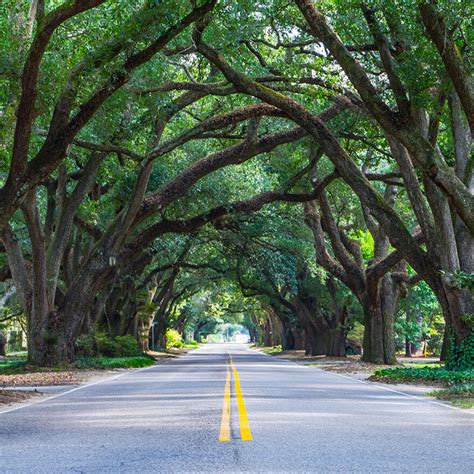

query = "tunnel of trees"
[[0, 0, 472, 368]]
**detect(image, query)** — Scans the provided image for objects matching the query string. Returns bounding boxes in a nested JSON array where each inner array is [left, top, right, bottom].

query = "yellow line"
[[231, 360, 253, 441], [219, 364, 231, 442]]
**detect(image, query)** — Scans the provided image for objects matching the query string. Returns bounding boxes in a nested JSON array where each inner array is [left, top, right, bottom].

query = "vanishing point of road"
[[0, 344, 472, 473]]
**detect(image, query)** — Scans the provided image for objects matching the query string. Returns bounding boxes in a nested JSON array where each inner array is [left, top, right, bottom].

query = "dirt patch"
[[259, 349, 441, 374], [308, 358, 403, 374], [0, 389, 42, 405], [0, 369, 106, 387], [146, 347, 194, 358], [265, 350, 398, 373]]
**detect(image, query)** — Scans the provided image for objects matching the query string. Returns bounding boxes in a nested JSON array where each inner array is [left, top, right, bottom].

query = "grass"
[[402, 363, 443, 369], [260, 345, 283, 355], [0, 354, 156, 373], [74, 355, 155, 369], [428, 383, 474, 409], [182, 341, 199, 349], [0, 356, 27, 374], [372, 366, 474, 385]]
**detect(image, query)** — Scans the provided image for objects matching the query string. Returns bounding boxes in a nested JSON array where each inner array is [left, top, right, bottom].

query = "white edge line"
[[251, 346, 472, 415], [0, 362, 160, 416]]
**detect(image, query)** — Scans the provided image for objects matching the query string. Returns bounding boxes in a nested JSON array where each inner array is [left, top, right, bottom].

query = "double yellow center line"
[[219, 356, 252, 442]]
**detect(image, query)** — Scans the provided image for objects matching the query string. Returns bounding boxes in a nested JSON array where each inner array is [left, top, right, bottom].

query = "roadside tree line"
[[0, 0, 472, 367]]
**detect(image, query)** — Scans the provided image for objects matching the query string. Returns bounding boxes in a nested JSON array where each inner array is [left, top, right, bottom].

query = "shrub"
[[114, 336, 140, 357], [94, 332, 117, 357], [165, 329, 183, 349], [75, 334, 96, 356], [76, 333, 140, 357]]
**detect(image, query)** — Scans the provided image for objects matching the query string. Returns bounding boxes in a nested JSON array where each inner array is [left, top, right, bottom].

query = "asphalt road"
[[0, 343, 472, 473]]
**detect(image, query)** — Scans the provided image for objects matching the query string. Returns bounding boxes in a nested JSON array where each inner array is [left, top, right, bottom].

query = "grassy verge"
[[0, 354, 155, 374], [73, 355, 155, 369], [0, 356, 27, 374], [401, 363, 443, 369], [428, 383, 474, 409], [260, 345, 283, 355], [182, 342, 199, 349], [371, 366, 473, 386]]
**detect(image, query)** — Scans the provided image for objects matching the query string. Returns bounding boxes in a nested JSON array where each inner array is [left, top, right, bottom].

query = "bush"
[[114, 336, 140, 357], [372, 367, 474, 385], [75, 334, 96, 356], [76, 333, 140, 358], [94, 332, 117, 357], [165, 329, 183, 349]]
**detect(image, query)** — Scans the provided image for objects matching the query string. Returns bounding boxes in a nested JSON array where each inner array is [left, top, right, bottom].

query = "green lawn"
[[182, 342, 199, 349], [0, 354, 155, 373], [74, 355, 155, 369], [401, 363, 443, 369], [260, 345, 283, 355], [0, 356, 27, 374]]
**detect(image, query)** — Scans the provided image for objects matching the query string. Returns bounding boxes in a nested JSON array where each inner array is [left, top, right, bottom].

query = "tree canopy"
[[0, 0, 472, 368]]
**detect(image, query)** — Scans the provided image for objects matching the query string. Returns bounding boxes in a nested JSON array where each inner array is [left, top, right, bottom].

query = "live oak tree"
[[0, 0, 471, 367]]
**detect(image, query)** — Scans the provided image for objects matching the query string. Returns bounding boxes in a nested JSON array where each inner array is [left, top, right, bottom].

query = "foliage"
[[165, 329, 183, 349], [441, 271, 474, 292], [0, 0, 472, 369], [395, 282, 444, 354], [347, 322, 365, 347], [372, 367, 473, 385], [76, 333, 140, 358], [446, 330, 474, 371], [114, 336, 141, 357]]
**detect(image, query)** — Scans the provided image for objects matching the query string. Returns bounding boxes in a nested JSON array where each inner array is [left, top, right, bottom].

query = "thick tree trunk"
[[361, 295, 397, 364], [361, 273, 399, 365], [0, 332, 6, 356], [263, 316, 274, 346], [27, 316, 77, 366], [325, 327, 346, 357], [304, 329, 326, 356], [405, 338, 412, 357], [136, 313, 153, 353], [281, 318, 295, 350], [440, 325, 451, 361], [293, 325, 306, 350], [380, 275, 399, 364]]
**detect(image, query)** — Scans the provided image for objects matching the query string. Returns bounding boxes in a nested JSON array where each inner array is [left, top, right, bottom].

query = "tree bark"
[[0, 332, 6, 356]]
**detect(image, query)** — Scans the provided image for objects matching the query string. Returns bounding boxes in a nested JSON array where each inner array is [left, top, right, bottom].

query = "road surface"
[[0, 344, 472, 473]]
